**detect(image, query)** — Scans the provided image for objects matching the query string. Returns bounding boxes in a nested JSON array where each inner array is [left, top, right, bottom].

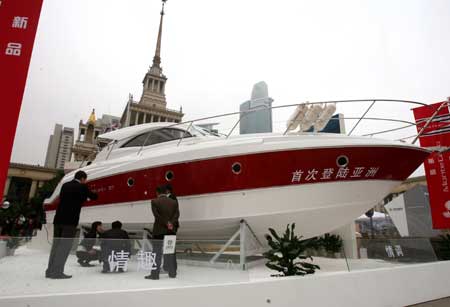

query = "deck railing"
[[167, 99, 428, 146]]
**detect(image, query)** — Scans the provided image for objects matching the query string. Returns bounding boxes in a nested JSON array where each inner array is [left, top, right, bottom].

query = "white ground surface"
[[0, 245, 406, 298]]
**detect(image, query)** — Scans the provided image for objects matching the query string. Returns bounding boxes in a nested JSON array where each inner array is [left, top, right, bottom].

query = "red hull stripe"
[[45, 147, 428, 211]]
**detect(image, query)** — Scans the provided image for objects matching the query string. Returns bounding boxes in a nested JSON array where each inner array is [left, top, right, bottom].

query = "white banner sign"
[[385, 194, 409, 237], [163, 235, 176, 254]]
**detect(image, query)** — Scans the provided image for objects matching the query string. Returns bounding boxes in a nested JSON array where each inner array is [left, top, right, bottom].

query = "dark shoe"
[[145, 275, 159, 280], [80, 262, 95, 267], [45, 272, 54, 278], [118, 268, 124, 273], [101, 269, 110, 273], [50, 273, 72, 279], [169, 274, 177, 278]]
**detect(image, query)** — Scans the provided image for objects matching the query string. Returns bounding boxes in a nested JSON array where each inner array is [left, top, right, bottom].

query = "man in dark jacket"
[[165, 184, 177, 201], [101, 220, 131, 273], [45, 170, 98, 279], [145, 185, 179, 280], [163, 184, 179, 272]]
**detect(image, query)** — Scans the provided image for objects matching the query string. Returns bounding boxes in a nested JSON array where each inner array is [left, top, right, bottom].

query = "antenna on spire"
[[152, 0, 167, 70], [161, 0, 167, 15]]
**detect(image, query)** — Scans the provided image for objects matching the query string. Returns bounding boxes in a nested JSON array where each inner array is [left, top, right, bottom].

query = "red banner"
[[413, 101, 450, 229], [413, 101, 450, 148], [0, 0, 44, 199]]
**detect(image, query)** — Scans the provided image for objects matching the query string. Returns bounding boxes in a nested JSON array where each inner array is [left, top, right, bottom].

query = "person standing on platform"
[[45, 170, 98, 279], [165, 184, 177, 201], [145, 185, 179, 280], [164, 184, 179, 272]]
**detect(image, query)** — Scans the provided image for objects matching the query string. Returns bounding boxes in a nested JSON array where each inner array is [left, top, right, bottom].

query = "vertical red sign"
[[0, 0, 44, 199], [413, 101, 450, 229]]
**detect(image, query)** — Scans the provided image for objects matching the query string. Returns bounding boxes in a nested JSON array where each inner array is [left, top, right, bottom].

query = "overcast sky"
[[11, 0, 450, 168]]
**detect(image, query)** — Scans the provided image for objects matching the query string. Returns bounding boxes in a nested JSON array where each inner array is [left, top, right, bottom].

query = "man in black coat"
[[163, 184, 179, 272], [45, 170, 98, 279], [145, 185, 179, 280], [100, 220, 131, 273], [165, 184, 177, 201]]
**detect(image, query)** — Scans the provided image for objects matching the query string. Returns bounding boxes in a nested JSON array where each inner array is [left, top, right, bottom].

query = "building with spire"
[[71, 109, 120, 163], [120, 0, 183, 127]]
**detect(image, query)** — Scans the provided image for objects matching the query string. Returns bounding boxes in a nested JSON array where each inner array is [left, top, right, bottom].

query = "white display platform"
[[1, 245, 449, 306]]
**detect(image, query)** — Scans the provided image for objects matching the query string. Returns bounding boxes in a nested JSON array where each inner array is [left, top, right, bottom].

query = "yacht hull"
[[45, 179, 404, 241], [44, 144, 428, 241]]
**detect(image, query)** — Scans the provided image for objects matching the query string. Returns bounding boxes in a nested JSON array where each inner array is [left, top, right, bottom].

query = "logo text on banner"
[[413, 100, 450, 229]]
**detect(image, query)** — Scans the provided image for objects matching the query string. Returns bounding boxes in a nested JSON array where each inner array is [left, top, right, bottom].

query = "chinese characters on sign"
[[291, 166, 380, 183], [385, 245, 404, 258], [108, 250, 130, 272], [137, 250, 157, 272], [0, 0, 44, 199], [163, 235, 176, 254], [108, 250, 159, 272], [12, 16, 28, 29], [5, 17, 28, 57], [5, 42, 21, 56]]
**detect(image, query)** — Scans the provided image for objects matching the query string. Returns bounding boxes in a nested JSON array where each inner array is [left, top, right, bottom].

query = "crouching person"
[[76, 221, 103, 267], [100, 221, 131, 273]]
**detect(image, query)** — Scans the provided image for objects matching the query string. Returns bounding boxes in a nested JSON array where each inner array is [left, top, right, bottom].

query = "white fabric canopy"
[[356, 211, 387, 220]]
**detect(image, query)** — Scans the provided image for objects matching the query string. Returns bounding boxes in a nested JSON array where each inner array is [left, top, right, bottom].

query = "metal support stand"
[[78, 227, 85, 245], [142, 228, 153, 252], [209, 219, 263, 271], [240, 221, 246, 270]]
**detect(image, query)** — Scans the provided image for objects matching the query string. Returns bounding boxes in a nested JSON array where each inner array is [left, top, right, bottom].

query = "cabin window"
[[144, 128, 192, 146], [122, 133, 149, 147], [122, 128, 192, 148]]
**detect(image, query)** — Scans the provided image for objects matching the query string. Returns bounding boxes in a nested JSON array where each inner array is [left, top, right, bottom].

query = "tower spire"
[[152, 0, 166, 70], [140, 0, 168, 109]]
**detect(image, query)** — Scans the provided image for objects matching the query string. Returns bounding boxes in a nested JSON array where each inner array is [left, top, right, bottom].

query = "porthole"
[[232, 162, 242, 174], [165, 170, 174, 181], [336, 155, 349, 168], [127, 177, 135, 187]]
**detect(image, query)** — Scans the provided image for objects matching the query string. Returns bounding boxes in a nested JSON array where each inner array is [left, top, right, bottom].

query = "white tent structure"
[[356, 211, 388, 220]]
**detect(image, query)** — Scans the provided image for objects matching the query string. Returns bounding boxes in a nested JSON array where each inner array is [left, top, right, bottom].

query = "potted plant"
[[305, 236, 321, 257], [437, 234, 450, 260], [263, 223, 320, 276], [320, 233, 343, 258]]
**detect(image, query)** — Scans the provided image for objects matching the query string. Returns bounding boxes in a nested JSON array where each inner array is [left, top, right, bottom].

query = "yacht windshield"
[[122, 127, 192, 148], [189, 125, 220, 137]]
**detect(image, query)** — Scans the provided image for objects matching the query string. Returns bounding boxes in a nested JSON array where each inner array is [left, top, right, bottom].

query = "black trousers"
[[76, 250, 100, 263], [46, 224, 77, 276], [101, 247, 119, 272], [150, 234, 177, 278]]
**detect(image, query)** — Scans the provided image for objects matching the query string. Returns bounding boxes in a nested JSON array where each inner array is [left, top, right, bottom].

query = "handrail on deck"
[[107, 99, 431, 160], [170, 99, 426, 144]]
